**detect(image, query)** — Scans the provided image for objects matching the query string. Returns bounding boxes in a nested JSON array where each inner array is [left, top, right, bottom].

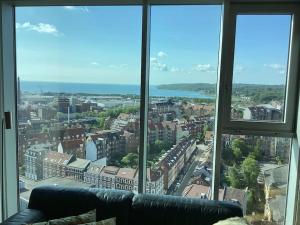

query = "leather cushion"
[[130, 194, 243, 225], [0, 209, 47, 225], [28, 186, 98, 219]]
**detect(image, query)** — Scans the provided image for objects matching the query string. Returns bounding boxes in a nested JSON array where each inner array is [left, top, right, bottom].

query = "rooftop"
[[182, 184, 210, 198], [67, 158, 90, 170], [101, 166, 120, 176], [44, 151, 73, 165], [117, 168, 137, 180], [27, 143, 52, 152], [264, 165, 289, 187], [86, 163, 105, 174]]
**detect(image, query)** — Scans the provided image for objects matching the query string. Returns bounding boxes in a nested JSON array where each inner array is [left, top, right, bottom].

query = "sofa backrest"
[[28, 186, 243, 225], [28, 186, 135, 225], [130, 194, 243, 225], [94, 189, 134, 225]]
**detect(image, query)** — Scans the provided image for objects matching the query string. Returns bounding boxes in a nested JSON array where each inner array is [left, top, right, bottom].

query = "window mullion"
[[211, 0, 232, 201], [285, 138, 300, 225], [138, 2, 151, 194], [0, 8, 3, 220]]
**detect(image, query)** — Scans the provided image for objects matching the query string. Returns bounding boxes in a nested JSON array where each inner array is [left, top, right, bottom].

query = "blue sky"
[[16, 6, 291, 85]]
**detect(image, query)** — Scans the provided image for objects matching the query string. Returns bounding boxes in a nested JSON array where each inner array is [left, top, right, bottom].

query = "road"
[[173, 144, 211, 196]]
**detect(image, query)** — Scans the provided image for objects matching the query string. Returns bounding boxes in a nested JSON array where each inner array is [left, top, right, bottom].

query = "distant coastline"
[[157, 83, 285, 102], [20, 81, 214, 99]]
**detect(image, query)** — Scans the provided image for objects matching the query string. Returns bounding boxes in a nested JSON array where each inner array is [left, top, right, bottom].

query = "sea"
[[21, 81, 213, 99]]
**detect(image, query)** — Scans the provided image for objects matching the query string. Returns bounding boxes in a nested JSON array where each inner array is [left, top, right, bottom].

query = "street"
[[173, 144, 211, 196]]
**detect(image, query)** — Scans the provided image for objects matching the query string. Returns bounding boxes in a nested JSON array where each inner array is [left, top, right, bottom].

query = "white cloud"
[[108, 65, 117, 69], [234, 65, 244, 73], [158, 63, 168, 71], [64, 6, 89, 12], [150, 57, 168, 71], [16, 22, 60, 36], [170, 67, 180, 73], [264, 63, 284, 70], [108, 64, 129, 70], [157, 51, 168, 58], [120, 64, 128, 68], [90, 62, 100, 66], [150, 57, 158, 63], [194, 64, 216, 73], [264, 63, 286, 74]]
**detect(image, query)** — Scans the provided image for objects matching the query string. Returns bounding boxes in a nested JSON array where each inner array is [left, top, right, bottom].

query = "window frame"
[[222, 3, 300, 137], [0, 2, 18, 219], [0, 1, 300, 225]]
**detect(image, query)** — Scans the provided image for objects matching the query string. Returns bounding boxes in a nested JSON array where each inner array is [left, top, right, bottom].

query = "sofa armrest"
[[28, 185, 97, 219], [0, 209, 47, 225]]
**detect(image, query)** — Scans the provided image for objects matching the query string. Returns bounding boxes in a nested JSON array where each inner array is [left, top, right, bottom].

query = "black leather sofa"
[[1, 185, 243, 225]]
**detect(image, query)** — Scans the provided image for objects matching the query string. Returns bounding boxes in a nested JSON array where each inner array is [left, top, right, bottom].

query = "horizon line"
[[19, 79, 286, 86]]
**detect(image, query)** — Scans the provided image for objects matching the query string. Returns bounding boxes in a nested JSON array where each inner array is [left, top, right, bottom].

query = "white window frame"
[[0, 2, 18, 219], [222, 3, 300, 137], [0, 1, 300, 225]]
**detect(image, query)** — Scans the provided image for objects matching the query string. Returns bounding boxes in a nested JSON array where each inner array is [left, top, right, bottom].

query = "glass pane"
[[231, 15, 291, 122], [16, 6, 142, 209], [221, 134, 290, 225], [146, 5, 221, 196]]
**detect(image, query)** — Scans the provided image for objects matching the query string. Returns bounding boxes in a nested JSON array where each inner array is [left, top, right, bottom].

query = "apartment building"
[[43, 151, 74, 179], [115, 168, 137, 191], [24, 144, 52, 180]]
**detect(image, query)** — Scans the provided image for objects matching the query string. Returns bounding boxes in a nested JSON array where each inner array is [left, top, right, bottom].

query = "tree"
[[246, 189, 256, 214], [197, 131, 204, 143], [251, 139, 263, 160], [241, 156, 260, 189], [203, 124, 212, 132], [226, 164, 243, 188], [98, 117, 105, 129], [150, 140, 169, 155], [121, 153, 138, 168], [232, 139, 249, 157], [232, 146, 242, 161]]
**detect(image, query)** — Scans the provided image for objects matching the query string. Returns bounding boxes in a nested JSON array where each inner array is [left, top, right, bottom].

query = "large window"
[[1, 1, 300, 225], [16, 6, 142, 208], [231, 15, 291, 122], [146, 5, 221, 196], [217, 4, 299, 225], [222, 4, 298, 134]]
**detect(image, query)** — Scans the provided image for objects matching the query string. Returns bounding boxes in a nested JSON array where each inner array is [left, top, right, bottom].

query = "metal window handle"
[[4, 112, 11, 129]]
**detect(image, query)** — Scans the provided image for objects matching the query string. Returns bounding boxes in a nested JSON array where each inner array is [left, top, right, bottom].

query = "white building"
[[85, 136, 97, 161]]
